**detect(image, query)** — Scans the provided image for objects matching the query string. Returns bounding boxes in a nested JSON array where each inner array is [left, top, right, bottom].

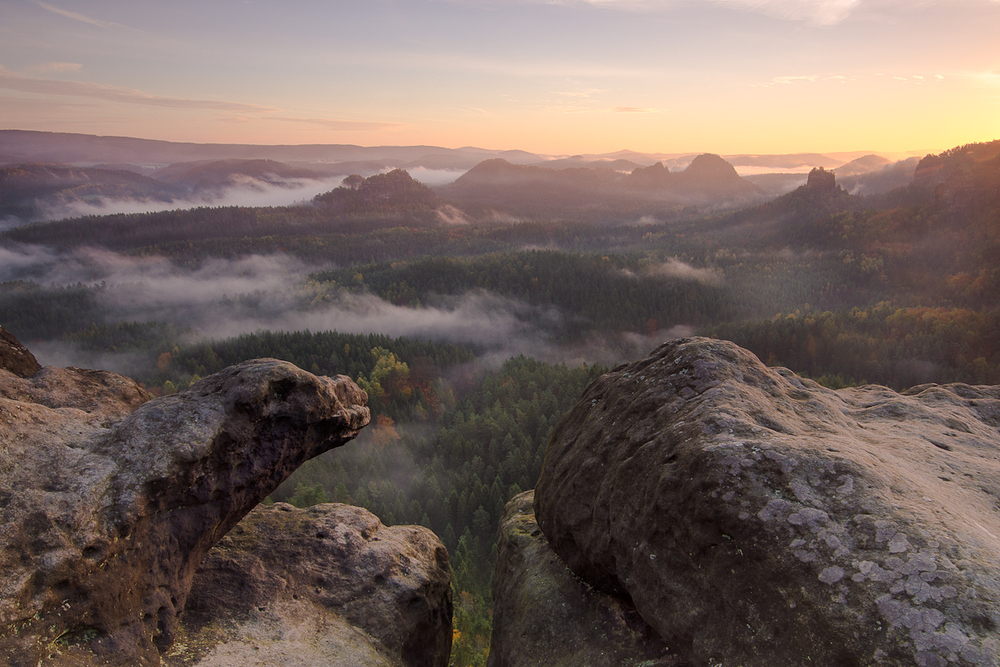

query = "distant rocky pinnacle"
[[493, 337, 1000, 667], [0, 329, 383, 666], [806, 165, 838, 191]]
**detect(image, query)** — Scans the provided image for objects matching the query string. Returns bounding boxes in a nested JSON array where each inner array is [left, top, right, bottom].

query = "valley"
[[1, 134, 998, 665]]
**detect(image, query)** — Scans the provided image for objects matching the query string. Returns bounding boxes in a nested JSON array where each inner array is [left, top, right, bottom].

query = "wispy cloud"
[[0, 67, 272, 112], [755, 71, 948, 88], [442, 0, 865, 24], [269, 116, 405, 132], [969, 70, 1000, 87], [379, 50, 650, 79], [24, 62, 83, 74], [711, 0, 861, 25], [645, 258, 725, 285], [0, 68, 405, 134], [771, 75, 822, 85], [33, 1, 133, 30], [613, 105, 656, 112], [552, 88, 605, 98]]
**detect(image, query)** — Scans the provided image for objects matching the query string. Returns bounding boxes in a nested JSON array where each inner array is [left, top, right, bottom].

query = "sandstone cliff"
[[0, 330, 429, 665], [501, 337, 1000, 667]]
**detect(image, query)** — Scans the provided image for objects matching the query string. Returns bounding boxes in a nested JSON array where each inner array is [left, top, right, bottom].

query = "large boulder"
[[488, 490, 685, 667], [0, 358, 370, 666], [535, 337, 1000, 667], [168, 502, 452, 667]]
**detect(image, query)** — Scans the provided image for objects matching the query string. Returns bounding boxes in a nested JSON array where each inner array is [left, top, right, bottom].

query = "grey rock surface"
[[169, 502, 452, 667], [535, 337, 1000, 667], [0, 358, 369, 666], [488, 490, 685, 667]]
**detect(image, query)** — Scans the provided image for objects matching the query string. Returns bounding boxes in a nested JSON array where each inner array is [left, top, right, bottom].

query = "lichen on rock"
[[534, 337, 1000, 667]]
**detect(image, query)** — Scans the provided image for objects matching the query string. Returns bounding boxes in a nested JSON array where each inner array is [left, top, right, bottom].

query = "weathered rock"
[[535, 337, 1000, 667], [488, 490, 685, 667], [0, 359, 369, 666], [168, 502, 452, 667], [0, 363, 152, 420], [0, 326, 42, 378]]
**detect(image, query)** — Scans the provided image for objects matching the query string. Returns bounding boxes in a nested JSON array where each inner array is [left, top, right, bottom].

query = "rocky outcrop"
[[534, 337, 1000, 667], [1, 357, 370, 666], [805, 165, 838, 191], [489, 491, 685, 667], [0, 326, 42, 378], [169, 502, 452, 667]]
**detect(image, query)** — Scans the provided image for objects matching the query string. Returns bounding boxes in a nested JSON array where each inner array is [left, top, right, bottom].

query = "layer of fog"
[[733, 166, 816, 176], [4, 168, 469, 229], [9, 246, 696, 373], [9, 176, 348, 227], [406, 167, 467, 186], [0, 244, 59, 280], [619, 258, 725, 287]]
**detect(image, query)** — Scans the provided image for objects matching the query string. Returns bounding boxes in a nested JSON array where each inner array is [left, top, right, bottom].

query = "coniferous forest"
[[2, 140, 999, 665]]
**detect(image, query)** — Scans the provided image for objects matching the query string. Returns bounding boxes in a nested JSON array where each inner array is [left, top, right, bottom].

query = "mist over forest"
[[2, 131, 999, 664]]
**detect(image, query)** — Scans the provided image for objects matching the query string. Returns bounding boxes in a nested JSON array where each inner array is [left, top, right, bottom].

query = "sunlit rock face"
[[172, 502, 452, 667], [534, 337, 1000, 667], [0, 341, 370, 666]]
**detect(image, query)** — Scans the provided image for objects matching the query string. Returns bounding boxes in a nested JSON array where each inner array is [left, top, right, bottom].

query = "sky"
[[0, 0, 998, 155]]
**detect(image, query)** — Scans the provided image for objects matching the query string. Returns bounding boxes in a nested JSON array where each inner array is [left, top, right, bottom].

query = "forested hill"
[[311, 168, 441, 215], [152, 158, 326, 191], [2, 139, 999, 666], [0, 170, 449, 251]]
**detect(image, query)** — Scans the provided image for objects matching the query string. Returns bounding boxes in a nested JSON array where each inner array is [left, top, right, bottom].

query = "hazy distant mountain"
[[725, 153, 844, 170], [911, 140, 1000, 215], [627, 154, 761, 200], [440, 154, 764, 220], [438, 159, 619, 217], [833, 154, 891, 176], [836, 157, 920, 195], [153, 159, 327, 192], [0, 130, 542, 175], [912, 140, 1000, 190], [708, 167, 859, 245], [742, 173, 809, 198], [531, 156, 646, 171], [0, 164, 180, 222], [0, 158, 341, 224]]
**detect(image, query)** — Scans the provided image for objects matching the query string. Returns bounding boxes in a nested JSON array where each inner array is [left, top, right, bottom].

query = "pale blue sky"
[[1, 0, 998, 153]]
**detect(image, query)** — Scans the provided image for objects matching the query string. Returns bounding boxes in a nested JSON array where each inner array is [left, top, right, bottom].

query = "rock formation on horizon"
[[805, 165, 838, 191], [0, 330, 383, 666], [497, 337, 1000, 666]]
